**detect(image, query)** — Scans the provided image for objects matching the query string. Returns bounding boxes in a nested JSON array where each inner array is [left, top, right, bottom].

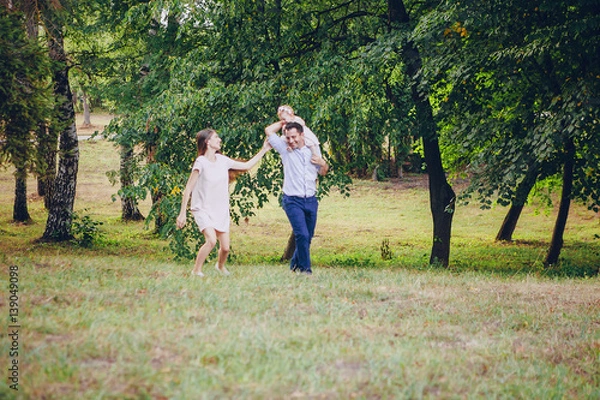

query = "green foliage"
[[53, 0, 600, 265], [543, 260, 599, 279], [97, 1, 420, 258], [71, 210, 105, 248], [0, 9, 53, 173], [421, 0, 600, 214]]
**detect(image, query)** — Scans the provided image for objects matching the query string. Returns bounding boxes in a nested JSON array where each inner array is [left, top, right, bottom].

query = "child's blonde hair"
[[277, 105, 294, 116]]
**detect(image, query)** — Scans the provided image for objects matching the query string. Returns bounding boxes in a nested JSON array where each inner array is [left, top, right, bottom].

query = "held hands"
[[262, 138, 273, 151]]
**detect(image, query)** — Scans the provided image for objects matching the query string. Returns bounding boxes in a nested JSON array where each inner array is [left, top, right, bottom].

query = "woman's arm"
[[176, 168, 200, 229], [229, 140, 272, 171]]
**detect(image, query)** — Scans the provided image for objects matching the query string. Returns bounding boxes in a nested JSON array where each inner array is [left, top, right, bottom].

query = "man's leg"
[[302, 197, 318, 274], [290, 250, 298, 272], [305, 197, 319, 245], [282, 195, 311, 273]]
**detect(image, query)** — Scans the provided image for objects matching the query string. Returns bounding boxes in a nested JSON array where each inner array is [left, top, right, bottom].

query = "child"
[[277, 105, 320, 157]]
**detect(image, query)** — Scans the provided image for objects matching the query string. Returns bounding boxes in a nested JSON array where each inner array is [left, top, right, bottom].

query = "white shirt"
[[268, 135, 321, 198]]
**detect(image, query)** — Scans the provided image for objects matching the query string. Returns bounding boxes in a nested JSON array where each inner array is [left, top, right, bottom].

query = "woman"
[[176, 129, 271, 277]]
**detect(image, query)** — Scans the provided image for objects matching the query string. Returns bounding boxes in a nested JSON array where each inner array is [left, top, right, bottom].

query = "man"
[[265, 120, 329, 275]]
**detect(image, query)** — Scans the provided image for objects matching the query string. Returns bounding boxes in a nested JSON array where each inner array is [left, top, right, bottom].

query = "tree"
[[0, 6, 52, 223], [118, 144, 145, 221], [424, 0, 600, 265], [387, 0, 456, 266], [40, 1, 80, 241], [495, 165, 539, 241], [86, 0, 458, 265]]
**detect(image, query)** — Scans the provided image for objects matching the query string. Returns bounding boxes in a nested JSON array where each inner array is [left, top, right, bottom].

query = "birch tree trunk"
[[41, 17, 79, 242], [82, 91, 92, 127], [120, 144, 144, 221]]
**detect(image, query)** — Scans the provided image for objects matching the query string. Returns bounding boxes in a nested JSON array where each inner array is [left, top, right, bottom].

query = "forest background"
[[1, 0, 600, 398], [2, 0, 599, 270]]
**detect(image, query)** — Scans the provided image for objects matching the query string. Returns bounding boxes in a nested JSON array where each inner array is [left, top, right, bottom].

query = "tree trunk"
[[151, 192, 165, 234], [544, 136, 575, 267], [389, 0, 455, 267], [9, 0, 39, 222], [422, 133, 456, 267], [281, 231, 295, 262], [37, 124, 48, 198], [145, 143, 165, 233], [496, 205, 524, 242], [25, 11, 57, 207], [82, 91, 92, 127], [5, 113, 32, 222], [36, 123, 58, 209], [120, 144, 144, 221], [496, 165, 538, 241], [13, 166, 31, 223], [41, 22, 79, 242]]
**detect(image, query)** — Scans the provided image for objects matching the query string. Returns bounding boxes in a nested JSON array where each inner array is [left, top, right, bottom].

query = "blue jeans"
[[282, 195, 318, 273]]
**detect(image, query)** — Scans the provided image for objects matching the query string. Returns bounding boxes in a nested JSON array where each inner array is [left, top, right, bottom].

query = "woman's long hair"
[[196, 128, 215, 157], [195, 128, 245, 181]]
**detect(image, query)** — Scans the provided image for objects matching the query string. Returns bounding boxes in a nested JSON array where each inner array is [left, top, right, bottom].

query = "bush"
[[71, 210, 105, 248]]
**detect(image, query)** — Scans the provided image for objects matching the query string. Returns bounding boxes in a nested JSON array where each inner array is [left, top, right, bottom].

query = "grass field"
[[0, 115, 599, 398]]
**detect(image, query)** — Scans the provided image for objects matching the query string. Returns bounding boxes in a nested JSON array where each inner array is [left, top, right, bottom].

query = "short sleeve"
[[268, 134, 289, 155], [216, 154, 236, 169], [192, 157, 203, 172]]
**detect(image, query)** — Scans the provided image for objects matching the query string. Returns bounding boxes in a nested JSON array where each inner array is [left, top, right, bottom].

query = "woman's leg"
[[215, 231, 230, 273], [192, 227, 217, 275]]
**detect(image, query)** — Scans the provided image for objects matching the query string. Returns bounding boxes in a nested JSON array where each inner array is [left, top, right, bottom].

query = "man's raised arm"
[[265, 120, 288, 154], [265, 120, 284, 137]]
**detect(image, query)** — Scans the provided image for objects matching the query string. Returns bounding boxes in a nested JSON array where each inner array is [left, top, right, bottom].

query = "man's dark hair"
[[284, 121, 303, 133]]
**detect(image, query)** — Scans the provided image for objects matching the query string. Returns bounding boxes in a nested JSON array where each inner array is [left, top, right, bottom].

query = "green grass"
[[1, 259, 599, 398], [0, 129, 599, 398]]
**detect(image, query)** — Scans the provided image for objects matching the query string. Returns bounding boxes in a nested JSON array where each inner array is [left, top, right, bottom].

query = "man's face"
[[285, 128, 305, 149]]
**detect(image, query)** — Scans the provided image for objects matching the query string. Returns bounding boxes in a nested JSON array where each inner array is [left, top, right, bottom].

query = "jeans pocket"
[[282, 195, 293, 209]]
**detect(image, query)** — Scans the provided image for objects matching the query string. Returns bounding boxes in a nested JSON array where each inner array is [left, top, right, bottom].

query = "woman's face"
[[207, 132, 222, 150]]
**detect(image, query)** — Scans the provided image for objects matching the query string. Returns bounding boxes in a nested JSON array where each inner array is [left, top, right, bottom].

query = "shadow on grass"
[[307, 240, 600, 279]]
